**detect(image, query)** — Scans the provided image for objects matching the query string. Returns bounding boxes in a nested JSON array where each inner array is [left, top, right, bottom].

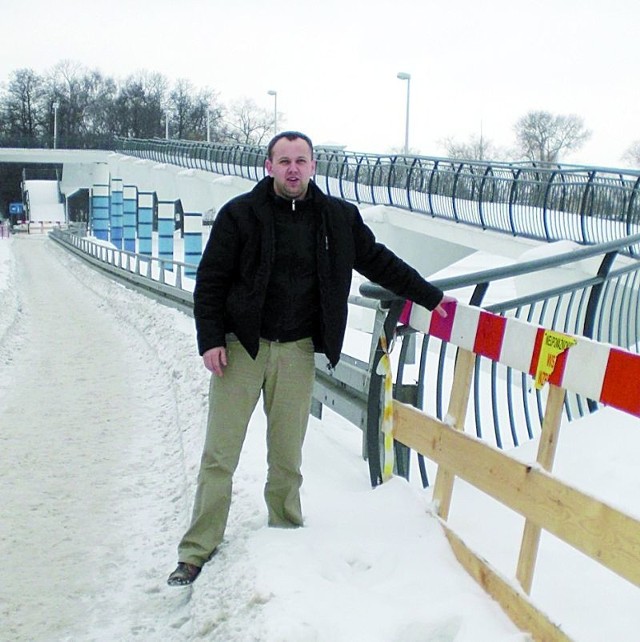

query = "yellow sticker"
[[535, 330, 577, 389]]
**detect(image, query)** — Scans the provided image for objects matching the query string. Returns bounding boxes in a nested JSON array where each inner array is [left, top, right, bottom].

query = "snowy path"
[[0, 236, 195, 640], [0, 235, 532, 641]]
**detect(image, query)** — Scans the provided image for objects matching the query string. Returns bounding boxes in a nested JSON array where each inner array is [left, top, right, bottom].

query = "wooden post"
[[516, 383, 566, 593], [432, 348, 476, 520]]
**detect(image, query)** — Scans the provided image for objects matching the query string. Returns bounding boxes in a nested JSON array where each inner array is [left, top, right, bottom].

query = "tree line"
[[2, 60, 639, 167], [0, 60, 275, 149]]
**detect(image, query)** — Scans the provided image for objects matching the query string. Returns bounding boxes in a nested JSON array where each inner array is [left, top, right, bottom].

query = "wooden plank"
[[441, 522, 573, 642], [516, 384, 566, 594], [393, 401, 640, 587], [432, 348, 476, 520], [535, 385, 566, 469]]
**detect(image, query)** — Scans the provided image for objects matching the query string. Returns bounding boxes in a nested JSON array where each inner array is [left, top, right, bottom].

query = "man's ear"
[[265, 159, 273, 176]]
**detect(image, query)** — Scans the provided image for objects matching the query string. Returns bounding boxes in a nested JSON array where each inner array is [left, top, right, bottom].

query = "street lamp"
[[206, 109, 211, 143], [267, 90, 278, 135], [53, 101, 59, 149], [165, 110, 170, 140], [396, 72, 411, 156]]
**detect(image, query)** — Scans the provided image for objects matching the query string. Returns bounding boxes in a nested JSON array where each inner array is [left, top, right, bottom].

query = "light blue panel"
[[91, 185, 110, 241], [137, 191, 154, 257], [183, 211, 203, 278], [123, 185, 137, 253], [110, 178, 124, 249], [158, 200, 175, 272]]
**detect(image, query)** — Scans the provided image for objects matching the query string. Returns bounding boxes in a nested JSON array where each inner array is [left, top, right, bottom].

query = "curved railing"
[[115, 137, 640, 255], [362, 232, 640, 486]]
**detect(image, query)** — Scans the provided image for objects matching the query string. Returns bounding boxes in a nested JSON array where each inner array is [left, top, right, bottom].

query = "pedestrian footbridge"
[[2, 141, 640, 640]]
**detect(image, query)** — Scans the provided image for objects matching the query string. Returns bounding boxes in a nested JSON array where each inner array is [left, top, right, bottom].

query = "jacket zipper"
[[291, 197, 327, 250]]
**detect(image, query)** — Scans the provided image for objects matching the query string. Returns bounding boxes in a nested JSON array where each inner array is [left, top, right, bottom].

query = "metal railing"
[[49, 226, 640, 488], [49, 228, 195, 312], [362, 232, 640, 486], [115, 137, 640, 255]]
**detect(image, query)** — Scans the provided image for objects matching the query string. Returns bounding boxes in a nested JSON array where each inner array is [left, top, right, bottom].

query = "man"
[[167, 131, 451, 586]]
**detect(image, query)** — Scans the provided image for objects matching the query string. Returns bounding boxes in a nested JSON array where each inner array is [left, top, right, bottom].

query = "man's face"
[[265, 137, 317, 200]]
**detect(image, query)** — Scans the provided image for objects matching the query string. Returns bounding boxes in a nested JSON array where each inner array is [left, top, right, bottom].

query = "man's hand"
[[434, 294, 456, 318], [202, 347, 227, 377]]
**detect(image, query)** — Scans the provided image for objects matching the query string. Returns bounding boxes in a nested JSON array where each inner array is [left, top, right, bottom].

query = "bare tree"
[[514, 110, 591, 163], [190, 87, 222, 142], [1, 68, 45, 144], [113, 71, 168, 139], [222, 98, 275, 146], [75, 70, 117, 143], [167, 79, 223, 141], [42, 61, 122, 148], [622, 141, 640, 167], [168, 78, 194, 139], [48, 60, 85, 146]]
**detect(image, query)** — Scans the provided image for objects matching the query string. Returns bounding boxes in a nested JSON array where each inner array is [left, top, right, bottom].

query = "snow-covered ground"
[[1, 233, 639, 642]]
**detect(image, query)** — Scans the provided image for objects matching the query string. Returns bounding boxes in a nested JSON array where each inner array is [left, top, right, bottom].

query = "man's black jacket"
[[193, 177, 443, 367]]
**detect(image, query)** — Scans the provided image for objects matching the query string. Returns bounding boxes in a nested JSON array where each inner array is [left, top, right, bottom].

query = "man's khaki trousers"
[[178, 337, 316, 567]]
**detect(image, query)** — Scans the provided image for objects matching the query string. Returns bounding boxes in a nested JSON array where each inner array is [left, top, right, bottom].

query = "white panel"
[[138, 192, 154, 208], [500, 317, 539, 373], [450, 305, 481, 351], [183, 212, 203, 234], [158, 201, 174, 220], [408, 304, 431, 334], [123, 185, 137, 200], [562, 337, 610, 400]]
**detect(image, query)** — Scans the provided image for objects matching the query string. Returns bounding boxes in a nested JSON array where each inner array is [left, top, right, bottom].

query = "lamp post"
[[267, 90, 278, 135], [53, 101, 59, 149], [165, 110, 170, 140], [206, 109, 211, 143], [396, 72, 411, 156]]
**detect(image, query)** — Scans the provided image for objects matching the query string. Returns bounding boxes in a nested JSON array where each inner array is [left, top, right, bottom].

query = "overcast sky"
[[2, 0, 639, 167]]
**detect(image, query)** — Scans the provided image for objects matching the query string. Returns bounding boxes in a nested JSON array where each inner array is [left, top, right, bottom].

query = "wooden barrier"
[[391, 301, 640, 640]]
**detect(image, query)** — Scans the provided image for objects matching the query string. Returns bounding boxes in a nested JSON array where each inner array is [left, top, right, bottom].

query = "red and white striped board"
[[408, 300, 640, 418]]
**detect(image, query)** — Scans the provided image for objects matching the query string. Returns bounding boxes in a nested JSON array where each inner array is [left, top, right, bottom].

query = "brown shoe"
[[167, 562, 201, 586]]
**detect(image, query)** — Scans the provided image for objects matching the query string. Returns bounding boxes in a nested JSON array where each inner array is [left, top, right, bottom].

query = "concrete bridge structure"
[[0, 146, 551, 290]]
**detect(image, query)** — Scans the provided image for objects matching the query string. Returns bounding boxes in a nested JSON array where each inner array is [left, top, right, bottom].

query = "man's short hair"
[[267, 131, 314, 160]]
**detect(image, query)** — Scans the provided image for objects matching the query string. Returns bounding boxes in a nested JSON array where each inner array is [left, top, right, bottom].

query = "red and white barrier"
[[408, 300, 640, 418]]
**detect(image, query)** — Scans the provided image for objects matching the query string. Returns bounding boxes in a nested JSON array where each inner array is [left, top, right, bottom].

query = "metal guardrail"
[[49, 227, 640, 488], [114, 137, 640, 255], [49, 228, 195, 314]]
